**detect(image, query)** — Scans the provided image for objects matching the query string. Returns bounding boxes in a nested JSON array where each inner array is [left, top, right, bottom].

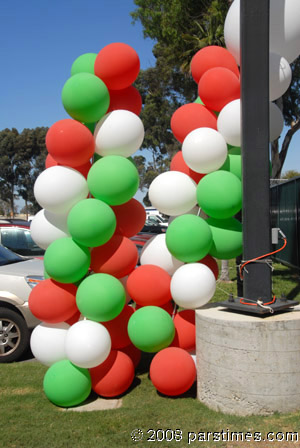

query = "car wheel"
[[0, 308, 30, 363]]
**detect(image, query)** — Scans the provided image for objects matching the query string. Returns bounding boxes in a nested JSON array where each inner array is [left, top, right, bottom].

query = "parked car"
[[0, 222, 45, 258], [0, 244, 44, 362], [141, 220, 167, 234], [146, 214, 168, 228]]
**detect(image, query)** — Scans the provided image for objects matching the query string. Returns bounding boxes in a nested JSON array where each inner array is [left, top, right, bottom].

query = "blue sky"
[[0, 0, 299, 192]]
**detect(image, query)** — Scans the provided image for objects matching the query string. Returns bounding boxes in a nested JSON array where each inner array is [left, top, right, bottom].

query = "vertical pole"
[[241, 0, 272, 302]]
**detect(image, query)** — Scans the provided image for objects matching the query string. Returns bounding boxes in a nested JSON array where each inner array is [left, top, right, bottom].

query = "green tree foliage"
[[281, 169, 300, 180]]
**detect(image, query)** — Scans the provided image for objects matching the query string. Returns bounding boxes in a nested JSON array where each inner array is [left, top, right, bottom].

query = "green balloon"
[[194, 96, 205, 105], [44, 237, 91, 284], [43, 360, 91, 408], [197, 171, 242, 219], [71, 53, 97, 76], [83, 121, 96, 133], [228, 145, 241, 155], [87, 155, 139, 205], [76, 273, 126, 322], [219, 153, 242, 180], [128, 306, 175, 353], [62, 73, 109, 123], [166, 214, 212, 262], [93, 153, 102, 163], [67, 198, 116, 247], [207, 217, 243, 260]]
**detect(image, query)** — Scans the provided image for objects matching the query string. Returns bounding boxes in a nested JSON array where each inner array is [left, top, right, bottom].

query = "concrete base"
[[196, 304, 300, 416]]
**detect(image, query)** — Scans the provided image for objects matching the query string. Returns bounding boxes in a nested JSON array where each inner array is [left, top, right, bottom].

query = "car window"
[[0, 228, 45, 256], [0, 244, 23, 265]]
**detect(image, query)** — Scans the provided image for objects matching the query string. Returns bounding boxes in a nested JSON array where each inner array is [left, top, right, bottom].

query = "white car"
[[0, 244, 44, 362]]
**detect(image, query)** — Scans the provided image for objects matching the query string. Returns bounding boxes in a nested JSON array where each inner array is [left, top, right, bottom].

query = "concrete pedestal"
[[196, 304, 300, 416]]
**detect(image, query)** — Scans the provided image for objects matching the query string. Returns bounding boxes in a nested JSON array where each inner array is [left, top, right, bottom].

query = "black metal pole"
[[240, 0, 272, 303]]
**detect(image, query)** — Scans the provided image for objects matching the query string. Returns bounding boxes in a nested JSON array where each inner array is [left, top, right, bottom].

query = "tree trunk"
[[219, 259, 230, 282], [271, 120, 300, 178]]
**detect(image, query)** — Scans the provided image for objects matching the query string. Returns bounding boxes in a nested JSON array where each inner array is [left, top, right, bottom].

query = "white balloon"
[[30, 209, 70, 250], [270, 102, 284, 141], [65, 320, 111, 368], [217, 99, 241, 147], [94, 110, 144, 157], [182, 128, 228, 174], [269, 53, 292, 101], [149, 171, 197, 216], [171, 263, 216, 309], [30, 322, 70, 366], [140, 234, 184, 276], [34, 166, 89, 214], [225, 0, 300, 64], [168, 206, 207, 224]]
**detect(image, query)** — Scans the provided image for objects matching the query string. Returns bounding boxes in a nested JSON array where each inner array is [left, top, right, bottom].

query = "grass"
[[1, 261, 300, 448]]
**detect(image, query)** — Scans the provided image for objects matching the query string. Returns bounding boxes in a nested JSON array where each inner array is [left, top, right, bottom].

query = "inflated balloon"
[[198, 67, 240, 112], [76, 273, 125, 322], [30, 322, 70, 366], [196, 171, 242, 219], [43, 359, 91, 407], [107, 85, 142, 115], [45, 155, 92, 178], [127, 265, 172, 307], [46, 119, 95, 167], [148, 171, 197, 216], [44, 237, 91, 283], [269, 53, 292, 101], [217, 99, 241, 147], [171, 103, 217, 143], [67, 198, 116, 247], [102, 305, 134, 349], [171, 263, 216, 309], [166, 214, 212, 262], [182, 127, 228, 174], [150, 347, 196, 396], [119, 275, 132, 304], [170, 151, 205, 184], [90, 350, 135, 397], [30, 209, 70, 250], [65, 320, 111, 369], [94, 110, 144, 157], [128, 306, 175, 353], [71, 53, 97, 76], [140, 234, 184, 276], [198, 254, 219, 280], [34, 166, 89, 214], [112, 198, 146, 237], [29, 279, 78, 323], [94, 43, 140, 90], [120, 343, 141, 369], [90, 234, 138, 278], [270, 102, 284, 142], [65, 310, 81, 326], [87, 155, 139, 205], [219, 153, 242, 180], [62, 73, 110, 123], [191, 45, 240, 84], [170, 310, 195, 352], [207, 216, 243, 259], [135, 300, 175, 316]]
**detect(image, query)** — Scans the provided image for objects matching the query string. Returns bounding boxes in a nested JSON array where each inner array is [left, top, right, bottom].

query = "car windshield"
[[0, 227, 45, 256], [0, 244, 24, 266]]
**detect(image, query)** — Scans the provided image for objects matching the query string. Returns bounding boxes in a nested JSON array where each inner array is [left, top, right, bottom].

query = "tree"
[[281, 169, 300, 179]]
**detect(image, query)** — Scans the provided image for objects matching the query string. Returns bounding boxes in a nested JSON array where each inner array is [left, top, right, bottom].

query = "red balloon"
[[198, 67, 240, 112], [119, 343, 141, 369], [171, 103, 217, 143], [150, 347, 196, 396], [45, 154, 92, 178], [90, 350, 135, 397], [127, 265, 172, 307], [102, 305, 134, 349], [108, 85, 142, 115], [45, 153, 58, 169], [65, 310, 81, 326], [170, 151, 206, 184], [191, 45, 240, 84], [170, 310, 195, 352], [198, 254, 219, 280], [28, 279, 78, 323], [46, 119, 95, 167], [94, 43, 140, 90], [112, 199, 146, 237], [136, 300, 176, 316], [91, 234, 138, 278]]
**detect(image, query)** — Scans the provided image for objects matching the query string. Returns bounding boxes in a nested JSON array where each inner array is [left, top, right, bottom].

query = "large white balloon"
[[171, 263, 216, 309], [30, 209, 70, 250], [225, 0, 300, 65], [149, 171, 197, 216], [140, 234, 184, 276], [217, 99, 241, 147], [65, 320, 111, 369], [269, 102, 284, 141], [182, 128, 228, 174], [94, 110, 144, 157], [30, 322, 70, 366], [269, 53, 292, 101], [34, 166, 89, 214]]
